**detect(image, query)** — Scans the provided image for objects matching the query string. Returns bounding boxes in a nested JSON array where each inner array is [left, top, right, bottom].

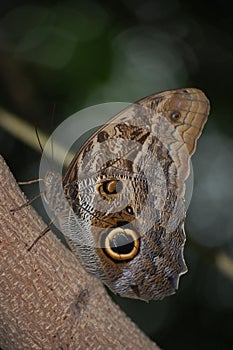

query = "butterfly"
[[41, 88, 210, 301]]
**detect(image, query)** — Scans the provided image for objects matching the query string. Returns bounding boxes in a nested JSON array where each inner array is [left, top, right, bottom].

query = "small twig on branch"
[[0, 156, 159, 350]]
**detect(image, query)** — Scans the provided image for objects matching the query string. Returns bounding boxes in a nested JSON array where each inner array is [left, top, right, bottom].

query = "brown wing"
[[63, 88, 210, 186], [61, 88, 210, 301]]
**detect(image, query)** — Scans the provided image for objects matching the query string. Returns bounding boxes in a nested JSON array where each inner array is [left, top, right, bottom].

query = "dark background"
[[0, 1, 233, 349]]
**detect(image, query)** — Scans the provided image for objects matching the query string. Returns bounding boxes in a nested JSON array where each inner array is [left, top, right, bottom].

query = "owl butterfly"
[[43, 88, 210, 301]]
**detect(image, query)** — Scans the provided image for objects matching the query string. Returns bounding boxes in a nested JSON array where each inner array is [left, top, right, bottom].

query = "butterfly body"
[[44, 88, 210, 301]]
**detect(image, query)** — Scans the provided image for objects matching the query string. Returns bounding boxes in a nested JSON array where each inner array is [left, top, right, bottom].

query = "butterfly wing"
[[62, 88, 210, 301]]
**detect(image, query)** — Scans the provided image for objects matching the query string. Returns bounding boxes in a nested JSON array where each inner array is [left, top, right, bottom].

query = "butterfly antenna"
[[35, 122, 44, 154], [34, 114, 54, 170], [17, 122, 46, 186], [50, 102, 56, 169]]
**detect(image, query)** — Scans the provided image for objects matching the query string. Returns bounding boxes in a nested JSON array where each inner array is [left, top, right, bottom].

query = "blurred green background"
[[0, 1, 233, 349]]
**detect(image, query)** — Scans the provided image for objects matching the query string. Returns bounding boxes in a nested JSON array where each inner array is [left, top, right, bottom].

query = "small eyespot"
[[126, 206, 134, 215], [170, 111, 181, 122], [104, 227, 140, 261], [96, 179, 123, 197]]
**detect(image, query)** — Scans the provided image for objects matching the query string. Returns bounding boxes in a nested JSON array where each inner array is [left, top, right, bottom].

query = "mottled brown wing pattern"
[[61, 88, 210, 301]]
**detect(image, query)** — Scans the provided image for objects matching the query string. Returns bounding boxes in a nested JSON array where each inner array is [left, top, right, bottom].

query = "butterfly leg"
[[10, 192, 42, 212], [27, 220, 54, 251]]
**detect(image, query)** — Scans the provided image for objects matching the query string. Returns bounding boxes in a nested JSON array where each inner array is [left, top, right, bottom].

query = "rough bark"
[[0, 156, 159, 350]]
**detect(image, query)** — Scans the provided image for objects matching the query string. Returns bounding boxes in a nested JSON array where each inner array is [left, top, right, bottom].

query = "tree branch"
[[0, 156, 159, 350]]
